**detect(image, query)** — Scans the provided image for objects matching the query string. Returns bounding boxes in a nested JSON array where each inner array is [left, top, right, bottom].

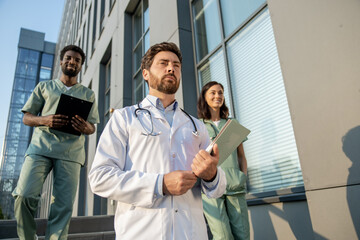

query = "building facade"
[[0, 28, 56, 219], [52, 0, 360, 239]]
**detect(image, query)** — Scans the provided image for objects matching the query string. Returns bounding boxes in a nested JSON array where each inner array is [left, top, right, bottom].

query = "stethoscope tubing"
[[135, 102, 198, 137]]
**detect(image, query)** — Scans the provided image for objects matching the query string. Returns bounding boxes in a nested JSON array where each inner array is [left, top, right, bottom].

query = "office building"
[[33, 0, 360, 239], [0, 28, 56, 219]]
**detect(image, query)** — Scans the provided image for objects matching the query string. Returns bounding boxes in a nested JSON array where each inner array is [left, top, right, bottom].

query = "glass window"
[[192, 3, 304, 195], [10, 107, 22, 122], [41, 53, 54, 68], [86, 6, 91, 69], [14, 77, 25, 91], [133, 6, 142, 46], [92, 0, 98, 53], [143, 0, 149, 31], [100, 0, 106, 31], [192, 0, 222, 62], [144, 32, 150, 52], [27, 63, 38, 79], [28, 50, 40, 64], [13, 91, 26, 105], [226, 9, 303, 193], [104, 60, 111, 124], [134, 72, 144, 104], [25, 78, 36, 91], [220, 0, 265, 37], [19, 124, 31, 139], [16, 63, 27, 77], [132, 0, 150, 104], [40, 68, 52, 81], [133, 42, 142, 73], [18, 48, 29, 62]]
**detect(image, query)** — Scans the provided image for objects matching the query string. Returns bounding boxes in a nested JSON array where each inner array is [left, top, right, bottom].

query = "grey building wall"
[[268, 0, 360, 239]]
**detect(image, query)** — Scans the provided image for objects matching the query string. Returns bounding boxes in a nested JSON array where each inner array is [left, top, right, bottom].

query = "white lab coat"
[[89, 97, 226, 240]]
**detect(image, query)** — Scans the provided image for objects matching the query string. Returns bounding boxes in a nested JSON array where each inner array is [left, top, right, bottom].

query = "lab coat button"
[[175, 209, 178, 213], [172, 153, 176, 158]]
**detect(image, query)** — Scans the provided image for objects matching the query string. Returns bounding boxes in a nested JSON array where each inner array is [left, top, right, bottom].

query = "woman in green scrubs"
[[198, 81, 250, 240]]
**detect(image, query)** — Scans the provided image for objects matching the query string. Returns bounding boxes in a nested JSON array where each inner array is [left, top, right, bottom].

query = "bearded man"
[[89, 42, 226, 240]]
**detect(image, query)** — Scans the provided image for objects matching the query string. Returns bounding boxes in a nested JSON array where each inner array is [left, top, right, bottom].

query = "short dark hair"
[[197, 81, 229, 120], [60, 45, 86, 65], [141, 42, 182, 71]]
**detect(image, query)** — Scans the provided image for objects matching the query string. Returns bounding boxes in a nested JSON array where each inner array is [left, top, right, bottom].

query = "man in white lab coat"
[[89, 42, 226, 240]]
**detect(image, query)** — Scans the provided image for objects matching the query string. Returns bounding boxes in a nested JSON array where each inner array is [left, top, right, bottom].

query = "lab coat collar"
[[139, 97, 166, 120], [140, 97, 192, 133]]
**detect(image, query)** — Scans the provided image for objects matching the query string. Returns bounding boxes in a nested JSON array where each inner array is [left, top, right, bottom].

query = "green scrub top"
[[22, 79, 100, 165], [202, 118, 247, 195]]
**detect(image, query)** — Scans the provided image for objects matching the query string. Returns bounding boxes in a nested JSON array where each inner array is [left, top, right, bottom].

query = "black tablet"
[[54, 94, 93, 135]]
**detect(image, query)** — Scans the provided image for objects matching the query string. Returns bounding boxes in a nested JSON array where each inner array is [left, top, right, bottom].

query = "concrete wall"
[[249, 201, 314, 240], [267, 0, 360, 239]]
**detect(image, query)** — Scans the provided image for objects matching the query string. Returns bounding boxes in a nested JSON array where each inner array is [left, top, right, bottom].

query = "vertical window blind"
[[226, 9, 303, 194]]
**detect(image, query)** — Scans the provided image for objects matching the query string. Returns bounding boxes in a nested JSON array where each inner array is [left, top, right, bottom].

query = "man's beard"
[[148, 71, 179, 94], [62, 64, 80, 77]]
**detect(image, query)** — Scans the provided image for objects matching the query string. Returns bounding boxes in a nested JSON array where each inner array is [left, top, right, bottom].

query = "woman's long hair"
[[197, 81, 229, 120]]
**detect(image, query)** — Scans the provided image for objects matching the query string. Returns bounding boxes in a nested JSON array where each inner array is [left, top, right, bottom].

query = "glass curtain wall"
[[192, 0, 304, 195], [0, 48, 54, 218]]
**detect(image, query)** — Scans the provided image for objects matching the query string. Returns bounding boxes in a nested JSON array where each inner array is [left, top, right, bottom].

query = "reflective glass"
[[40, 68, 51, 81], [134, 72, 144, 104], [25, 79, 36, 91], [198, 49, 232, 116], [104, 112, 110, 124], [106, 62, 111, 89], [220, 0, 266, 37], [192, 0, 222, 62], [16, 63, 27, 77], [133, 42, 142, 73], [18, 48, 29, 62], [13, 91, 26, 104], [28, 50, 40, 64], [27, 63, 38, 78], [19, 124, 31, 138], [144, 31, 150, 52], [10, 107, 22, 122], [14, 77, 25, 91], [41, 53, 54, 68], [143, 0, 149, 31], [133, 5, 142, 45], [105, 92, 110, 112]]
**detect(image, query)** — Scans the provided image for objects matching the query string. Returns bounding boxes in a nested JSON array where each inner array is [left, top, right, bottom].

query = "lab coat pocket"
[[116, 206, 163, 239]]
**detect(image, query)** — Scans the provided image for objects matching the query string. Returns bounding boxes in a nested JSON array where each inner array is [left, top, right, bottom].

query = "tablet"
[[54, 93, 93, 135]]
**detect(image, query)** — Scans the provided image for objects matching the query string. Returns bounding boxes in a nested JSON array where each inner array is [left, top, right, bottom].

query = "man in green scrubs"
[[12, 45, 99, 240]]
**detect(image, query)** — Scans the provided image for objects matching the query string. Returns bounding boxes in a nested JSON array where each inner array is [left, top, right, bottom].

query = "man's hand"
[[163, 170, 198, 195], [191, 144, 219, 181], [71, 115, 95, 135], [23, 112, 69, 128], [42, 114, 69, 128]]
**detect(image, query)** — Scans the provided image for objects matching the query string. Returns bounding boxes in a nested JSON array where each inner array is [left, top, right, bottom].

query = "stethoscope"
[[135, 103, 199, 137]]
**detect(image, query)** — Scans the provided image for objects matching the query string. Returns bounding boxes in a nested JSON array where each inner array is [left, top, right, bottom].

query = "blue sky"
[[0, 0, 64, 150]]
